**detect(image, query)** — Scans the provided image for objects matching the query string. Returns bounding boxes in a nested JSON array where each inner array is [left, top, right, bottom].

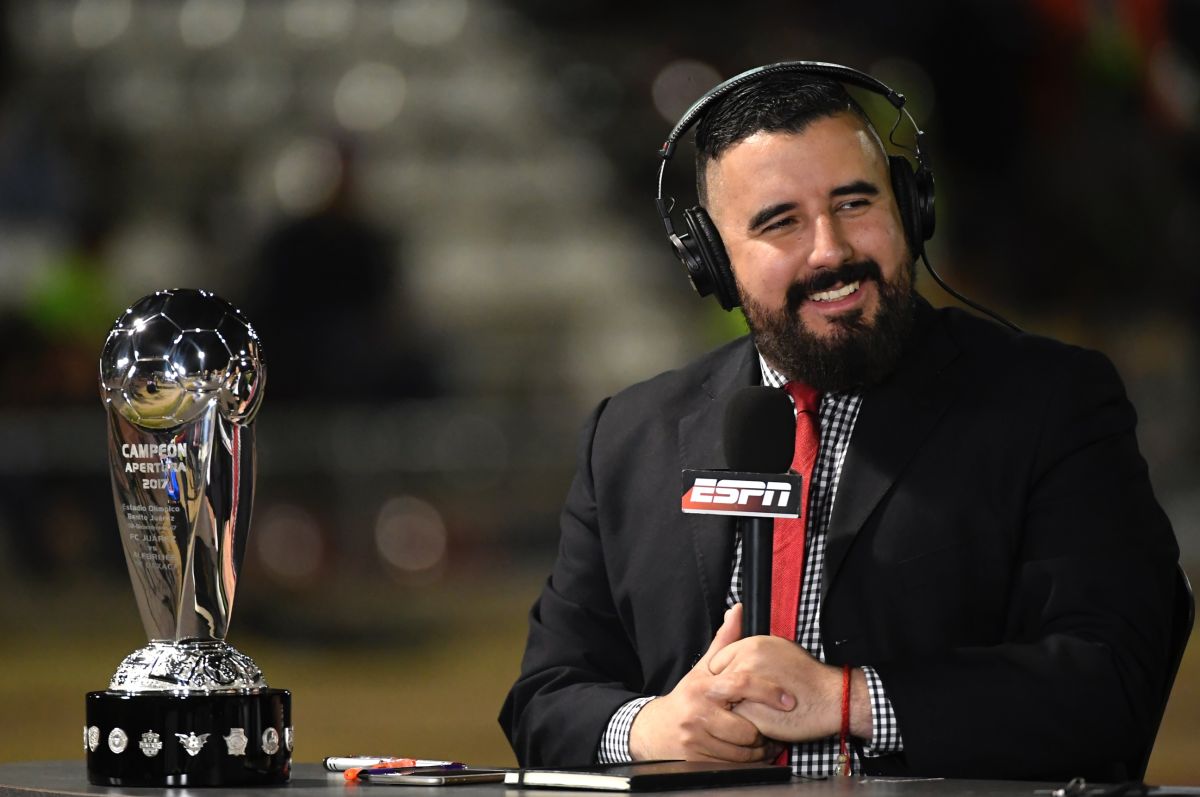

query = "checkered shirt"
[[597, 357, 903, 772]]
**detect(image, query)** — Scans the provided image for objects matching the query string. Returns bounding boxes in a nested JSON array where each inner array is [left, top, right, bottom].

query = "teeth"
[[810, 281, 860, 302]]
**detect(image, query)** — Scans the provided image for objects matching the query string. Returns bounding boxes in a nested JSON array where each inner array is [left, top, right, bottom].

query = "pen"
[[358, 764, 468, 780], [324, 757, 459, 772], [345, 764, 467, 782]]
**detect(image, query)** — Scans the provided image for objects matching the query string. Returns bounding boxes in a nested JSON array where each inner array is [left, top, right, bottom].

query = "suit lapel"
[[821, 304, 963, 599], [679, 338, 759, 634]]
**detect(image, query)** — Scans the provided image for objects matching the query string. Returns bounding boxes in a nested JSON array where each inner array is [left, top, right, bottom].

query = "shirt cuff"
[[597, 696, 657, 764], [859, 666, 903, 757]]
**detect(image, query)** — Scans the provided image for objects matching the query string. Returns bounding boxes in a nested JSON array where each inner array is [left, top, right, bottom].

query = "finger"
[[710, 627, 787, 675], [700, 604, 743, 668], [692, 701, 782, 763], [701, 705, 768, 748], [707, 638, 737, 674], [705, 672, 795, 711], [690, 733, 778, 764]]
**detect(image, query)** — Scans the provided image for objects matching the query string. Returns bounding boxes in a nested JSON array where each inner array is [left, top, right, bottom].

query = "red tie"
[[770, 382, 821, 640]]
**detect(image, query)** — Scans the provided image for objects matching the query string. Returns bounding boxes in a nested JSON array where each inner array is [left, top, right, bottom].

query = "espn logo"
[[681, 469, 802, 518]]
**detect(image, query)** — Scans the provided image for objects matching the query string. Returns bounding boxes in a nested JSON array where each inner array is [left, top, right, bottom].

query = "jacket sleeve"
[[499, 398, 649, 767], [872, 347, 1179, 781]]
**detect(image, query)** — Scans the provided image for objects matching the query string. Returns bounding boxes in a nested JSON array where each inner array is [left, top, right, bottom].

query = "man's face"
[[704, 113, 917, 390]]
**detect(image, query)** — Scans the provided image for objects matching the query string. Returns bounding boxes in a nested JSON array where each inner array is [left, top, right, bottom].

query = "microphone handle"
[[742, 516, 773, 637]]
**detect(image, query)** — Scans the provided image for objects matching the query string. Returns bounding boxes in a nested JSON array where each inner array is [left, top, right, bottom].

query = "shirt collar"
[[755, 351, 861, 404], [757, 353, 788, 389]]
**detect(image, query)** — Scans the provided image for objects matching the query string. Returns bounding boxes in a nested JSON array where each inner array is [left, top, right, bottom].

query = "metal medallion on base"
[[86, 289, 290, 787]]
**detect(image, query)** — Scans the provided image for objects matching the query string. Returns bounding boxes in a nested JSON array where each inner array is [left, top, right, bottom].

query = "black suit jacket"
[[500, 302, 1179, 781]]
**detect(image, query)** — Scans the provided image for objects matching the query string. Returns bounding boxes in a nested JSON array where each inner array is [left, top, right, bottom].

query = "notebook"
[[505, 760, 792, 791]]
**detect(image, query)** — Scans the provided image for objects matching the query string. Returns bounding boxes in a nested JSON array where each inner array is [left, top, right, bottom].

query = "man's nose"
[[807, 214, 852, 269]]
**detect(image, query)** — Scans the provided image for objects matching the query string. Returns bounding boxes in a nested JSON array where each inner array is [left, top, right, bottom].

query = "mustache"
[[785, 260, 883, 312]]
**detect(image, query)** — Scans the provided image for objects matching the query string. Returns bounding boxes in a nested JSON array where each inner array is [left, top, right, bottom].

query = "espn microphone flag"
[[681, 469, 802, 518]]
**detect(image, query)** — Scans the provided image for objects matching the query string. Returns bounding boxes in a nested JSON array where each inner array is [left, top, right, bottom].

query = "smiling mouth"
[[786, 260, 883, 313], [809, 280, 861, 303]]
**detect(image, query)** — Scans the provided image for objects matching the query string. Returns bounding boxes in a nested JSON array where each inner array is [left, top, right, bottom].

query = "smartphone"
[[360, 768, 508, 785]]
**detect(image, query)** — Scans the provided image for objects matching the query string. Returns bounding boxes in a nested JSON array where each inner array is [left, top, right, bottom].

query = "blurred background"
[[1, 0, 1199, 783]]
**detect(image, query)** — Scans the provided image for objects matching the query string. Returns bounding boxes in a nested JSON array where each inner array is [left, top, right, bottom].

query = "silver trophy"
[[86, 288, 290, 787]]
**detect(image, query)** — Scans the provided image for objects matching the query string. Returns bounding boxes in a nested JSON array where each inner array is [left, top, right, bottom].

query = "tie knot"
[[784, 381, 821, 414]]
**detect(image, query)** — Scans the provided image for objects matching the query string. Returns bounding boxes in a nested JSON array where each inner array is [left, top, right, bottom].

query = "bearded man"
[[500, 68, 1179, 783]]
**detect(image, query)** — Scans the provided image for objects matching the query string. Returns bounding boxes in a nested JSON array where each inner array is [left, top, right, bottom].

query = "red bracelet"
[[838, 664, 851, 776]]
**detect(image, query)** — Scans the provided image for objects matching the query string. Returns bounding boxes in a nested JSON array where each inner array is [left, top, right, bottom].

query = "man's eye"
[[763, 217, 795, 232], [838, 198, 870, 211]]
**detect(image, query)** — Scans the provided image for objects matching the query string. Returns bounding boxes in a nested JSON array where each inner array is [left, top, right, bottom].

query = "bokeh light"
[[179, 0, 244, 49], [272, 137, 343, 215], [253, 503, 325, 586], [72, 0, 132, 50], [374, 496, 448, 575], [285, 0, 355, 43], [391, 0, 468, 47], [651, 59, 722, 124], [334, 62, 407, 132]]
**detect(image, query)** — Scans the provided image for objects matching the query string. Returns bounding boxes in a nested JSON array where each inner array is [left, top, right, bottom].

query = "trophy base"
[[85, 688, 291, 786]]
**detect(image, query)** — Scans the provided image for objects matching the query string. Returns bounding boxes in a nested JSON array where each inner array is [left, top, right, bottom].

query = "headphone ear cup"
[[913, 162, 936, 241], [888, 155, 923, 256], [683, 206, 740, 310]]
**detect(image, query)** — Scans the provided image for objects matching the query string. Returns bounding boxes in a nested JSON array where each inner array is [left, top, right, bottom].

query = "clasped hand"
[[628, 603, 862, 762]]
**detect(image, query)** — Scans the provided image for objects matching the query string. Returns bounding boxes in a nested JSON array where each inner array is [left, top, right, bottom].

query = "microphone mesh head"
[[723, 386, 796, 473]]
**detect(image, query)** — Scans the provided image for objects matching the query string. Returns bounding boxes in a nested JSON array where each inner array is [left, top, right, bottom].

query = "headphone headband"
[[658, 60, 908, 161]]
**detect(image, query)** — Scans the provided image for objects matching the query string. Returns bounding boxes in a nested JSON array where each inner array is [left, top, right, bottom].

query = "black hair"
[[694, 74, 874, 204]]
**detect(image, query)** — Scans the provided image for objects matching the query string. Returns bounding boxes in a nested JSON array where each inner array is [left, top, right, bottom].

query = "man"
[[499, 68, 1180, 782]]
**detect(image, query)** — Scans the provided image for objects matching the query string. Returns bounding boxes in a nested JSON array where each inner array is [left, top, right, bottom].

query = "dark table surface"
[[0, 761, 1085, 797]]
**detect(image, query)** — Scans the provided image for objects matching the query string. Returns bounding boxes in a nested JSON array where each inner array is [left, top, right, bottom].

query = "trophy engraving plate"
[[225, 728, 248, 757], [86, 289, 290, 787], [140, 731, 162, 758], [177, 732, 210, 757]]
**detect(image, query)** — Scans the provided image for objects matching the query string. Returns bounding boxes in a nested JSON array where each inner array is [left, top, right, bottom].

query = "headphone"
[[655, 61, 937, 312]]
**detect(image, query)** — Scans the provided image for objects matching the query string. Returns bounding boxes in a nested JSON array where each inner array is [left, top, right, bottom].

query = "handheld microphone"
[[725, 387, 795, 637], [680, 386, 798, 638], [722, 386, 795, 472]]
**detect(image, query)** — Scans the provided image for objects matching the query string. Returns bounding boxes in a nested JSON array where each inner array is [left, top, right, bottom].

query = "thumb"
[[699, 603, 743, 670]]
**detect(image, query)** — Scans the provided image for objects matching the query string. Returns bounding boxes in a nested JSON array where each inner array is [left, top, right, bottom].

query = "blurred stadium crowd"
[[0, 0, 1197, 662]]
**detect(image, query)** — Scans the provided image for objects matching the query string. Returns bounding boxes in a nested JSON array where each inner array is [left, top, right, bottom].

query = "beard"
[[739, 258, 918, 393]]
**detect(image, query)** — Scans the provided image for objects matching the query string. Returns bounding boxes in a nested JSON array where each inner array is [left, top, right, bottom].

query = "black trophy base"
[[85, 688, 291, 786]]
